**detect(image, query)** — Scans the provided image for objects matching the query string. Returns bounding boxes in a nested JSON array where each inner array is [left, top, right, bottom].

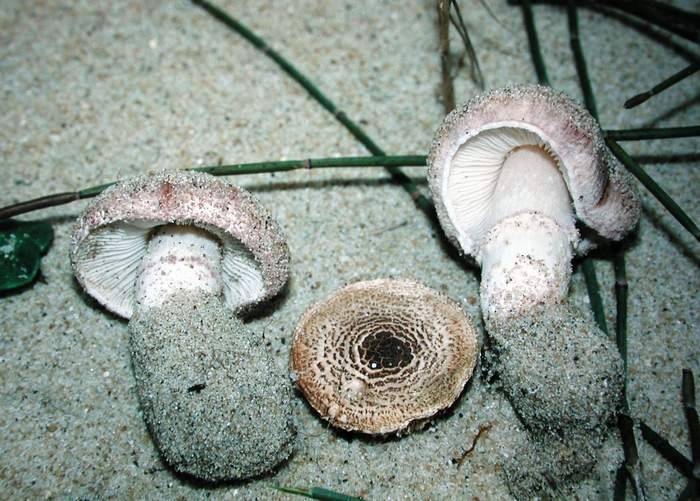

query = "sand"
[[1, 1, 698, 499]]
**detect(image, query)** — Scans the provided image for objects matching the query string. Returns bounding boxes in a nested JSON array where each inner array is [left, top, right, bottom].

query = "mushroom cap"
[[428, 84, 640, 257], [291, 278, 479, 435], [70, 170, 289, 318]]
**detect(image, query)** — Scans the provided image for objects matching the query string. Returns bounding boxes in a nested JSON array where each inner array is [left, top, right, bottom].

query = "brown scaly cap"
[[428, 84, 640, 256], [70, 170, 289, 319], [291, 278, 479, 435]]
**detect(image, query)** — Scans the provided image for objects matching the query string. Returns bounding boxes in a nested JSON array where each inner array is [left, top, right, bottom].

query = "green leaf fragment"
[[11, 219, 54, 253], [0, 219, 54, 292]]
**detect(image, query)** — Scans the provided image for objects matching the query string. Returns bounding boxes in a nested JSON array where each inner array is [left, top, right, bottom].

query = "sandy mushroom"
[[428, 84, 640, 321], [291, 278, 478, 434], [427, 85, 639, 489], [70, 171, 295, 481]]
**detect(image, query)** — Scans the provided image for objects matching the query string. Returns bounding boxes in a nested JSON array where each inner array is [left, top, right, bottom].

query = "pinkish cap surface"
[[428, 84, 640, 257], [70, 170, 289, 319]]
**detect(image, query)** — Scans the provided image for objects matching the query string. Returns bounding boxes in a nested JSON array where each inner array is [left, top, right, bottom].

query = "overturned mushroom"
[[70, 171, 295, 481], [291, 278, 478, 434], [428, 84, 640, 322]]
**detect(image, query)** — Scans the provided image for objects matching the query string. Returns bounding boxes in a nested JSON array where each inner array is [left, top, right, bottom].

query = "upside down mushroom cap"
[[291, 278, 479, 435], [70, 170, 289, 318], [428, 84, 641, 257]]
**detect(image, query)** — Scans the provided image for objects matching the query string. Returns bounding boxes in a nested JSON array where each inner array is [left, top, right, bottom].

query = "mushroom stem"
[[135, 225, 223, 312], [478, 146, 578, 320], [128, 291, 296, 481]]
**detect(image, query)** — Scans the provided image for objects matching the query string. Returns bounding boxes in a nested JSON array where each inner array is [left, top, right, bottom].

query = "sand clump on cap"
[[291, 278, 479, 435], [427, 84, 640, 492], [70, 170, 295, 481]]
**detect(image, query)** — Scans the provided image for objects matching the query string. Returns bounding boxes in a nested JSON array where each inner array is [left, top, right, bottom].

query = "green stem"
[[190, 0, 433, 214], [581, 258, 608, 334], [600, 0, 700, 45], [565, 8, 649, 497], [77, 183, 115, 199], [604, 126, 700, 141], [508, 0, 700, 46], [640, 420, 694, 477], [449, 0, 485, 90], [613, 249, 628, 395], [0, 155, 426, 220], [618, 413, 648, 500], [273, 485, 365, 501], [567, 1, 598, 118], [567, 1, 609, 337], [613, 465, 627, 501], [194, 155, 427, 175], [606, 139, 700, 241], [682, 369, 699, 465], [624, 62, 700, 109], [521, 0, 550, 85]]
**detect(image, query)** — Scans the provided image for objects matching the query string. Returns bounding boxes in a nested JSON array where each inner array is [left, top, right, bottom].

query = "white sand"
[[1, 1, 698, 499]]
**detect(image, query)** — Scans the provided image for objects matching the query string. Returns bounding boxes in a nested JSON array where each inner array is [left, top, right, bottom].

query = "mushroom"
[[291, 278, 478, 434], [428, 84, 640, 322], [427, 85, 638, 482], [70, 171, 295, 481]]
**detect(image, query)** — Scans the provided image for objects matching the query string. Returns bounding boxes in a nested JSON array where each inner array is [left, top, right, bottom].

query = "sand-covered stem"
[[484, 302, 624, 493], [129, 291, 295, 481], [486, 302, 623, 435]]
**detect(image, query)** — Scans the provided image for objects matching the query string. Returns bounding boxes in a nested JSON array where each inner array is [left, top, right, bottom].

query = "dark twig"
[[567, 1, 598, 117], [618, 413, 648, 500], [190, 0, 433, 214], [455, 423, 493, 467], [581, 259, 608, 334], [272, 484, 364, 501], [604, 126, 700, 141], [520, 0, 550, 85], [612, 254, 636, 493], [613, 465, 627, 501], [613, 250, 648, 499], [566, 6, 651, 497], [606, 139, 700, 241], [508, 0, 700, 45], [613, 249, 628, 388], [592, 0, 700, 45], [0, 192, 81, 221], [624, 63, 700, 109], [682, 369, 699, 466], [678, 482, 694, 501], [438, 0, 456, 112], [640, 420, 694, 478], [582, 3, 700, 65], [0, 155, 426, 220], [624, 0, 700, 27], [449, 0, 485, 89], [683, 369, 699, 498], [566, 1, 608, 335]]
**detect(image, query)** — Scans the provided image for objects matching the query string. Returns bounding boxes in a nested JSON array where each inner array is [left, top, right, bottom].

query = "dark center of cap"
[[359, 330, 413, 370]]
